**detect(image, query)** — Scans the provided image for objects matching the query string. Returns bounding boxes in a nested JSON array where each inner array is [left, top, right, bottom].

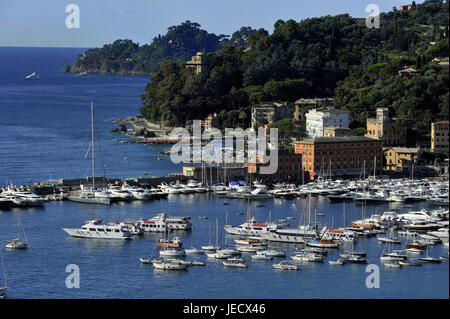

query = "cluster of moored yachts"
[[1, 176, 448, 209], [56, 197, 449, 271]]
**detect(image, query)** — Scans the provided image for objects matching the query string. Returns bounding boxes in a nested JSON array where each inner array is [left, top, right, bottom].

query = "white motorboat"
[[384, 262, 401, 268], [236, 245, 264, 253], [152, 259, 189, 270], [139, 213, 192, 232], [159, 248, 186, 258], [405, 248, 423, 255], [63, 219, 132, 239], [399, 260, 422, 266], [427, 228, 449, 239], [207, 250, 234, 259], [121, 183, 151, 200], [223, 257, 248, 268], [3, 187, 45, 207], [107, 185, 133, 201], [291, 253, 323, 263], [262, 249, 285, 258], [185, 247, 204, 254], [329, 259, 346, 265], [272, 261, 300, 271], [224, 217, 278, 236], [251, 251, 273, 260], [24, 72, 39, 80]]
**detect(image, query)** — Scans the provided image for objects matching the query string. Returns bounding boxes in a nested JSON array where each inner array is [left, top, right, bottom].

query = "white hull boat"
[[63, 219, 131, 239]]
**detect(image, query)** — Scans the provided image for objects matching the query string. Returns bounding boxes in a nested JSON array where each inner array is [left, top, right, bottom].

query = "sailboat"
[[418, 244, 442, 263], [0, 248, 7, 299], [185, 224, 204, 254], [67, 102, 111, 205], [201, 220, 219, 251], [207, 218, 233, 259], [6, 216, 29, 249]]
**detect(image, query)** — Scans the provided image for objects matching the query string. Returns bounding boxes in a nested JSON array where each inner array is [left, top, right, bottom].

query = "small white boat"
[[251, 252, 273, 260], [291, 253, 323, 263], [159, 248, 186, 257], [24, 72, 39, 80], [207, 250, 233, 259], [405, 248, 423, 255], [139, 258, 155, 264], [329, 259, 345, 265], [236, 245, 264, 253], [190, 261, 206, 266], [384, 262, 401, 268], [273, 261, 299, 271], [223, 257, 248, 268], [185, 247, 204, 254], [399, 260, 422, 266], [152, 260, 189, 270]]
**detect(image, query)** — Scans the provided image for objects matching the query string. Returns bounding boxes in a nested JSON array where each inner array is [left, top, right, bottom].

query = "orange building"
[[245, 151, 302, 182], [294, 136, 383, 179]]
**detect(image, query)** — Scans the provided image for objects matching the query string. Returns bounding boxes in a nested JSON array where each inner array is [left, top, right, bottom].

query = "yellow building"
[[383, 147, 421, 172], [323, 126, 353, 137], [431, 121, 449, 153], [365, 108, 407, 146], [185, 52, 209, 75]]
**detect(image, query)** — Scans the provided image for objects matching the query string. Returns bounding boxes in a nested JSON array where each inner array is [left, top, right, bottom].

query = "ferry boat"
[[139, 213, 192, 232], [62, 219, 132, 239], [157, 236, 183, 249], [259, 225, 324, 243], [224, 217, 278, 236]]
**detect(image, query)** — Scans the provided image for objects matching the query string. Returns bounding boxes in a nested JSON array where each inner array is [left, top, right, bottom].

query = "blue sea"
[[0, 47, 448, 299]]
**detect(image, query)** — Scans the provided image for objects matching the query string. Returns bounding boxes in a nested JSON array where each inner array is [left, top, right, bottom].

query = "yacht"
[[67, 102, 111, 205], [139, 213, 192, 232], [4, 187, 45, 207], [62, 219, 132, 239], [121, 184, 151, 200], [107, 185, 133, 201], [224, 217, 278, 236], [427, 228, 449, 239]]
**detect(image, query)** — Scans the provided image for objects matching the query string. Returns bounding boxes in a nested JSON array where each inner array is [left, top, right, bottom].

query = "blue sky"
[[0, 0, 425, 48]]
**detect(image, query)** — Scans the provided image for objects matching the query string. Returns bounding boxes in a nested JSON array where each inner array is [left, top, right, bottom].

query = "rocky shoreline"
[[112, 116, 173, 138]]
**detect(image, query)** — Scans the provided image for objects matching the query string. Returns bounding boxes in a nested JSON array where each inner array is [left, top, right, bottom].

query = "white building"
[[251, 102, 294, 129], [305, 109, 349, 138]]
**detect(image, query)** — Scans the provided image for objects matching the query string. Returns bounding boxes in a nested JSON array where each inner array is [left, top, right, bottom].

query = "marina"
[[0, 47, 447, 299]]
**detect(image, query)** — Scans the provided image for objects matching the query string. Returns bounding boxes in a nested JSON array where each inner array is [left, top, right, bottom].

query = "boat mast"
[[91, 101, 95, 195], [0, 248, 7, 289]]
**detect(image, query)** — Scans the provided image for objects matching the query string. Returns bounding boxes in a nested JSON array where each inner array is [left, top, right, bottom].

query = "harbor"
[[0, 46, 447, 300], [0, 174, 448, 298]]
